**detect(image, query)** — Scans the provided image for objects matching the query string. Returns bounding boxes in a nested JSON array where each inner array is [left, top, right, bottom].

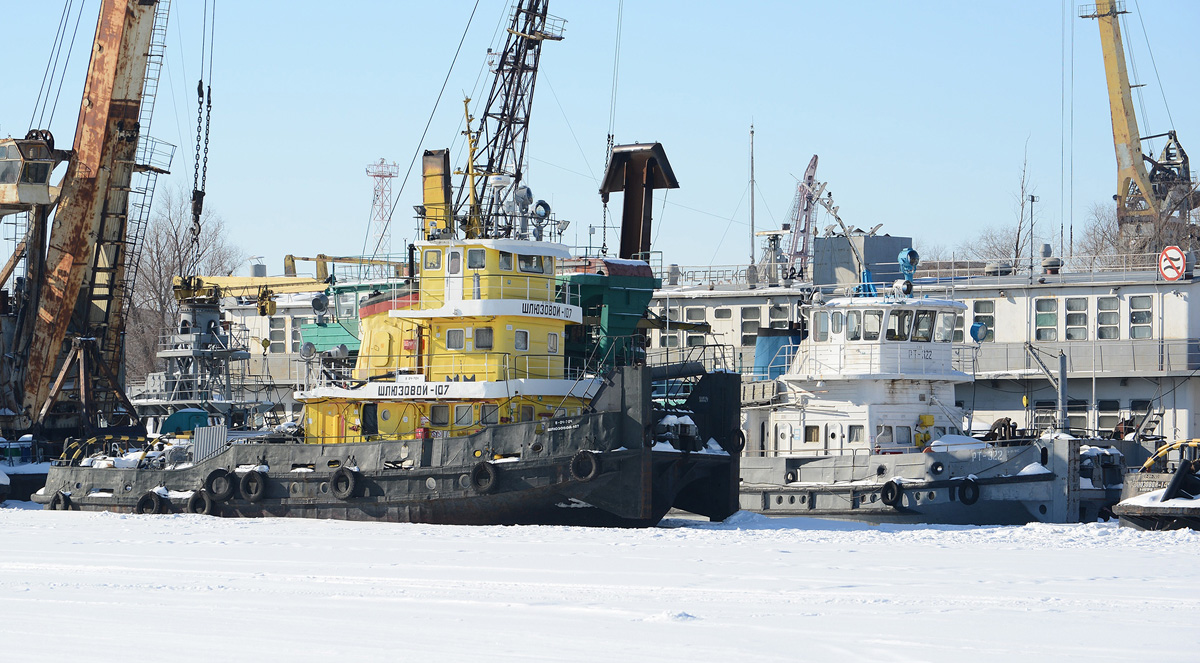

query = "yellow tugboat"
[[34, 1, 741, 526]]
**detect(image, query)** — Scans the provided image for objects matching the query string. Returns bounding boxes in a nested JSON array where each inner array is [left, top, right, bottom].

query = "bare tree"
[[959, 143, 1046, 266], [125, 185, 246, 381]]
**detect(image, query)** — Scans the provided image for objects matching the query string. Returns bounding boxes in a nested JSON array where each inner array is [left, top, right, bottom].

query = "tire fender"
[[240, 470, 268, 503], [135, 491, 163, 515], [880, 480, 902, 507], [470, 461, 499, 494], [570, 450, 601, 482], [331, 467, 360, 500]]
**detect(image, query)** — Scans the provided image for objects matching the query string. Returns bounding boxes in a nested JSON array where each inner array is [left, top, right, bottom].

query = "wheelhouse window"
[[1129, 295, 1152, 339], [813, 311, 830, 342], [430, 405, 450, 426], [467, 248, 486, 269], [1097, 296, 1119, 339], [885, 309, 912, 341], [830, 311, 844, 335], [875, 425, 893, 445], [911, 310, 936, 342], [1065, 298, 1087, 340], [934, 311, 955, 343], [895, 426, 912, 446], [862, 310, 882, 341], [518, 254, 546, 273], [514, 330, 529, 351], [499, 251, 513, 271], [661, 332, 680, 348], [686, 334, 706, 347], [714, 308, 732, 319], [846, 310, 861, 341], [804, 426, 820, 444], [973, 301, 995, 342], [848, 425, 865, 445], [952, 312, 964, 343], [547, 332, 559, 354], [446, 329, 465, 350], [685, 307, 706, 322], [475, 327, 493, 350], [423, 249, 441, 270], [1035, 298, 1057, 341]]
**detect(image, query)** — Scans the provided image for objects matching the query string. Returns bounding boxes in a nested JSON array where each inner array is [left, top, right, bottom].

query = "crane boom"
[[785, 155, 819, 276], [1081, 1, 1198, 236]]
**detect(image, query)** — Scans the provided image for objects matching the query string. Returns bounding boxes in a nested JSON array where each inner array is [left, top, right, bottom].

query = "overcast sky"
[[3, 1, 1198, 275]]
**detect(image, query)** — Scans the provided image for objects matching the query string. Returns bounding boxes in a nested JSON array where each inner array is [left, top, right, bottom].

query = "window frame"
[[514, 329, 529, 351]]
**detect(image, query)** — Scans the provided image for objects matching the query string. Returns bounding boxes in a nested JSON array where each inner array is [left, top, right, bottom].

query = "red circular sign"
[[1159, 245, 1185, 281]]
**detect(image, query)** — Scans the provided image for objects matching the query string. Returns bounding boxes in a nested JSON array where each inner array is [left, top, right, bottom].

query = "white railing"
[[308, 351, 588, 387], [415, 274, 580, 308], [954, 339, 1200, 376]]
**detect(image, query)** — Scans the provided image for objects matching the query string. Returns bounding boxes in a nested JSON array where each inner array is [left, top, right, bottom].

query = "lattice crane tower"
[[366, 158, 399, 265]]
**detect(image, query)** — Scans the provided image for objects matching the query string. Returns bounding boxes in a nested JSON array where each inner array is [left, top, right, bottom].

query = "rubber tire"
[[734, 430, 747, 453], [880, 480, 902, 507], [958, 477, 981, 506], [205, 469, 235, 502], [570, 450, 601, 482], [135, 491, 163, 515], [331, 467, 359, 500], [470, 461, 499, 494], [48, 491, 70, 511], [240, 470, 268, 503], [187, 489, 216, 515]]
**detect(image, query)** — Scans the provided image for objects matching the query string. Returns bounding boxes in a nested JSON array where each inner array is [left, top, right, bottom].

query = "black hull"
[[35, 446, 736, 527]]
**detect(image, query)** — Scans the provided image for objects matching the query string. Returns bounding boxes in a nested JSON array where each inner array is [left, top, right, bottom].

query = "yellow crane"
[[173, 275, 329, 317], [282, 254, 407, 282], [1082, 1, 1199, 242]]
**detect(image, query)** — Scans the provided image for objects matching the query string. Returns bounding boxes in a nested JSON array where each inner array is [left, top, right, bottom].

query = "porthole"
[[876, 465, 887, 477], [458, 474, 471, 489], [930, 461, 944, 475], [530, 442, 544, 453], [123, 483, 133, 492], [775, 495, 783, 505], [327, 459, 341, 469], [800, 494, 808, 504], [426, 477, 437, 490], [1038, 504, 1047, 515], [290, 483, 300, 495], [381, 409, 391, 421], [928, 491, 936, 500], [319, 482, 330, 494], [788, 495, 796, 504]]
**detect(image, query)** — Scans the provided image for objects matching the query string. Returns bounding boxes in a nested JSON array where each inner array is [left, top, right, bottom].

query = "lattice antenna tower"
[[367, 158, 399, 273]]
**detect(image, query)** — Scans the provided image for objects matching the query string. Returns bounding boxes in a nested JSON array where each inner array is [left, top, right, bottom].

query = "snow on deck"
[[0, 503, 1196, 661]]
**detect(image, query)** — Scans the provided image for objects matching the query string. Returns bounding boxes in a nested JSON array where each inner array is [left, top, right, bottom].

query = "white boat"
[[736, 288, 1127, 524]]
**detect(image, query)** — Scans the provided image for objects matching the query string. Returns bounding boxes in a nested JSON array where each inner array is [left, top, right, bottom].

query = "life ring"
[[187, 490, 216, 516], [470, 461, 499, 494], [135, 491, 163, 515], [958, 477, 980, 506], [570, 450, 601, 482], [240, 470, 268, 503], [880, 480, 902, 507], [331, 467, 360, 500], [48, 490, 70, 511], [205, 469, 235, 502]]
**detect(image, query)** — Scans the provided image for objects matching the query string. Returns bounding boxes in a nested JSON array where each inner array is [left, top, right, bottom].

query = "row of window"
[[444, 327, 558, 354], [810, 309, 956, 343], [269, 316, 313, 354], [800, 424, 953, 446], [423, 248, 549, 275]]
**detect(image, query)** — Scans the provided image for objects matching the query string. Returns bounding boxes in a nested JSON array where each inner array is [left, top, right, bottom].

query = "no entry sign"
[[1159, 245, 1185, 281]]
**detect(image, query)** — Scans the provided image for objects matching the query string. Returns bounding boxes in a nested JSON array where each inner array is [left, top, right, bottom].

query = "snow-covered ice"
[[1, 502, 1197, 662]]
